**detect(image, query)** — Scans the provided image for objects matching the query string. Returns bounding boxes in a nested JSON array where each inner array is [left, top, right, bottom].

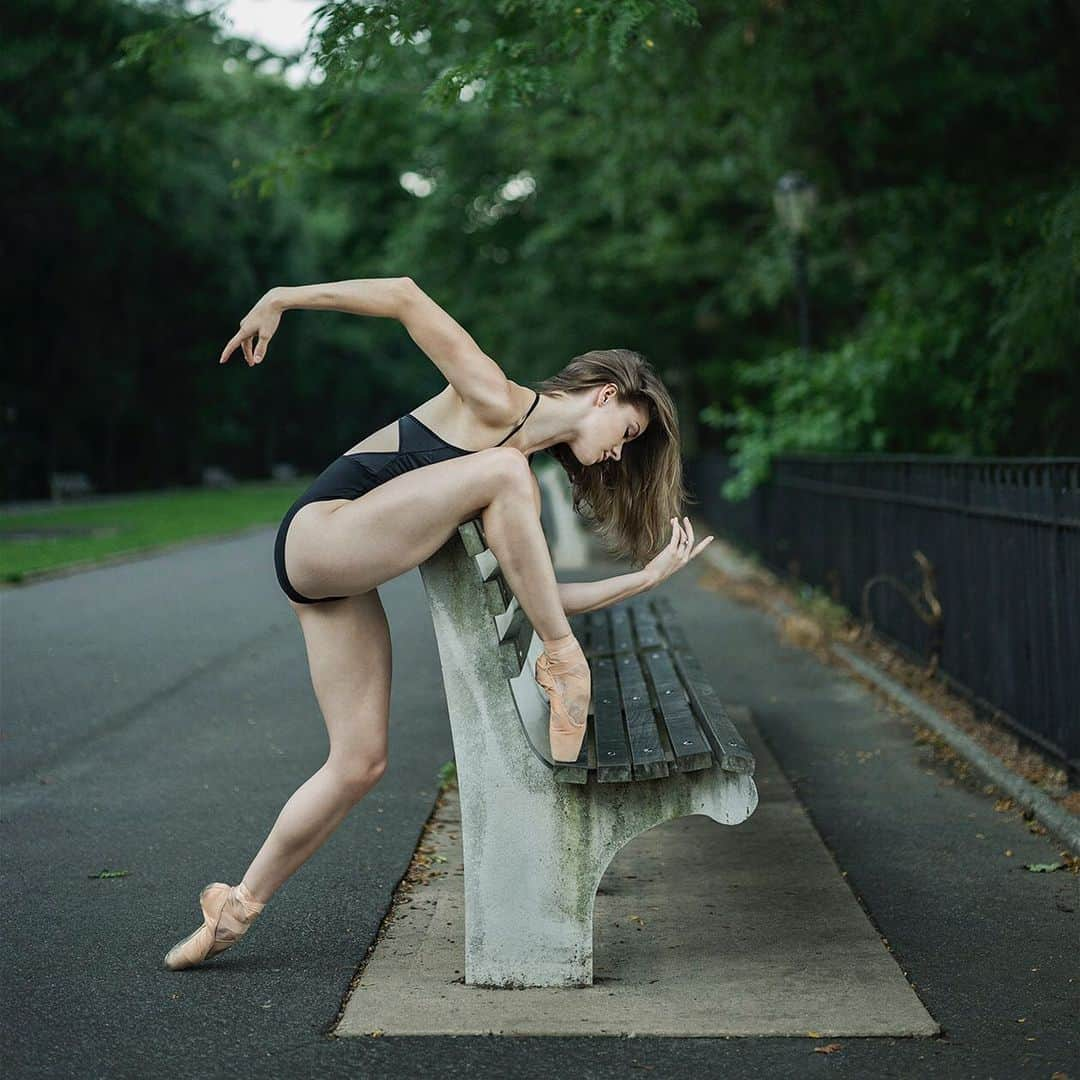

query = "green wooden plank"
[[614, 648, 669, 779], [639, 645, 714, 773], [592, 655, 630, 781], [671, 646, 756, 775], [587, 608, 612, 657], [609, 604, 635, 655], [629, 596, 664, 648]]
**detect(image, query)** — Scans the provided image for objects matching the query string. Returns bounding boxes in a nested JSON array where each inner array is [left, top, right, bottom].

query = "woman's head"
[[534, 348, 689, 568]]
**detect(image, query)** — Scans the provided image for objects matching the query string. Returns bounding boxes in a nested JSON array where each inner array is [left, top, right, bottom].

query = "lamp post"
[[773, 172, 817, 354]]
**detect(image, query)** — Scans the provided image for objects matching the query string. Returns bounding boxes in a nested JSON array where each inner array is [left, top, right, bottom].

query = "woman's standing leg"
[[240, 588, 392, 902], [164, 589, 392, 969]]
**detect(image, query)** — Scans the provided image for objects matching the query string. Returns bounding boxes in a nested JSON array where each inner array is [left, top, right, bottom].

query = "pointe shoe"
[[535, 632, 591, 763], [163, 880, 265, 971]]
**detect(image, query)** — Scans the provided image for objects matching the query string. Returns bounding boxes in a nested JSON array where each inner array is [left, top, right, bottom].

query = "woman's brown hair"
[[533, 348, 690, 568]]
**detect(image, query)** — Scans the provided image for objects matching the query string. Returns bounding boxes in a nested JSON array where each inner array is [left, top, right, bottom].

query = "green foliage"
[[2, 0, 1076, 501], [436, 760, 458, 789]]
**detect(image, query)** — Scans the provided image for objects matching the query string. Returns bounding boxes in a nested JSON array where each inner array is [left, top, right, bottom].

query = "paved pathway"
[[1, 524, 1075, 1077]]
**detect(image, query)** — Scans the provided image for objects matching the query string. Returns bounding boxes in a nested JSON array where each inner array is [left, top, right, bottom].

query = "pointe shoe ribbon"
[[163, 881, 265, 971], [535, 633, 591, 763]]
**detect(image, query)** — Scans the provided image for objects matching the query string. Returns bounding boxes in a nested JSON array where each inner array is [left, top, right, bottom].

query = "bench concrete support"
[[419, 526, 759, 988]]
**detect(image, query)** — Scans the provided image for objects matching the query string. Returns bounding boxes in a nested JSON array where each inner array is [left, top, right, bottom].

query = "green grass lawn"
[[0, 480, 312, 583]]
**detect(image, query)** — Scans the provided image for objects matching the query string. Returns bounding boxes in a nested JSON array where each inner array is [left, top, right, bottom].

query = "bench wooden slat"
[[639, 646, 715, 773], [590, 617, 631, 780], [627, 594, 664, 648], [671, 647, 756, 775], [611, 604, 671, 775], [609, 605, 635, 655], [659, 701, 716, 773], [587, 607, 613, 657], [614, 648, 670, 779], [647, 595, 755, 775], [630, 599, 713, 771], [651, 594, 691, 650]]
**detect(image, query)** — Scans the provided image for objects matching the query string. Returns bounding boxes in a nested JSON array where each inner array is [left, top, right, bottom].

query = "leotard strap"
[[494, 390, 541, 446]]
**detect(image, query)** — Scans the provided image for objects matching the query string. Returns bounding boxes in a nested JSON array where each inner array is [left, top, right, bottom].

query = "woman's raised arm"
[[218, 277, 412, 366]]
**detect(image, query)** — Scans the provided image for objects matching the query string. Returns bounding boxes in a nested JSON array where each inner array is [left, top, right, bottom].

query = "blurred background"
[[3, 0, 1077, 499], [1, 0, 1077, 767]]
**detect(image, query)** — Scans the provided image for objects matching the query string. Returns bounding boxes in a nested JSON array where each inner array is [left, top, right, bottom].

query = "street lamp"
[[773, 172, 817, 354]]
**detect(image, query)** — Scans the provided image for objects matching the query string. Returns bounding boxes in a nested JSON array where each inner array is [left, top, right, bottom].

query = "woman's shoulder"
[[451, 378, 532, 428]]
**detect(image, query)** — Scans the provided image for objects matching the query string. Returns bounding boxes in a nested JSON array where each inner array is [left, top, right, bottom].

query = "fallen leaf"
[[814, 1042, 843, 1054], [1024, 862, 1062, 873]]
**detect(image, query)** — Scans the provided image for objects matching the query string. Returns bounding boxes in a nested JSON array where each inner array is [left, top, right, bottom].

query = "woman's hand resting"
[[218, 289, 283, 367], [643, 516, 714, 587]]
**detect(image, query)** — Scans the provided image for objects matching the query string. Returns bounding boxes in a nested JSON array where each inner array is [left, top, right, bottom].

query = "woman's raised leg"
[[285, 447, 572, 640], [290, 446, 590, 750]]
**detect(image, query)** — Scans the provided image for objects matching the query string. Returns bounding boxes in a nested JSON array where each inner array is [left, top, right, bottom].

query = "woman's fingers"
[[219, 331, 242, 364], [253, 329, 272, 363]]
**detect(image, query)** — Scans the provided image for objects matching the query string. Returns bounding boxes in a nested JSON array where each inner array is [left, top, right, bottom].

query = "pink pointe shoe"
[[535, 632, 591, 763], [163, 881, 265, 971]]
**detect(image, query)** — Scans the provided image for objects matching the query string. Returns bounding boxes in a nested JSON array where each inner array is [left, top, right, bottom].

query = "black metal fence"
[[686, 453, 1080, 771]]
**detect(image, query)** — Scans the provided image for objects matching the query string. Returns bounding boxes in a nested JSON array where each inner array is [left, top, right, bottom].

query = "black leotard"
[[273, 390, 541, 604]]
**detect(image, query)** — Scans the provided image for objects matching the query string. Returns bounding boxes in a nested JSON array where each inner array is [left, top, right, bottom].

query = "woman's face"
[[572, 383, 649, 467]]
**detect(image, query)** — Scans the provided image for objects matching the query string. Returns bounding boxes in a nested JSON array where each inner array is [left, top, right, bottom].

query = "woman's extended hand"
[[643, 516, 714, 587], [218, 290, 283, 366]]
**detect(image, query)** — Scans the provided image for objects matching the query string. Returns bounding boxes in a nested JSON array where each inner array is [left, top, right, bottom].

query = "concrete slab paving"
[[334, 706, 939, 1039]]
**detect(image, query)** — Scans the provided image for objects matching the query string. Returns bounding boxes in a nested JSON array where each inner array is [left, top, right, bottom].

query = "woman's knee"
[[326, 752, 388, 799], [482, 445, 536, 500]]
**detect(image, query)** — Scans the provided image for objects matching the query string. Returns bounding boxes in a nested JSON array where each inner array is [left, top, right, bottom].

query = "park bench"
[[201, 465, 236, 489], [48, 471, 95, 502], [418, 518, 759, 988]]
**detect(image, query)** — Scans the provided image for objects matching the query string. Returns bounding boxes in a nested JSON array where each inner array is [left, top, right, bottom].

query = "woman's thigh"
[[286, 446, 531, 601], [293, 588, 392, 769]]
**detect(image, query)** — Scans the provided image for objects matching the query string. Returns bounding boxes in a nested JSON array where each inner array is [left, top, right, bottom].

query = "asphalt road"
[[1, 525, 1076, 1078]]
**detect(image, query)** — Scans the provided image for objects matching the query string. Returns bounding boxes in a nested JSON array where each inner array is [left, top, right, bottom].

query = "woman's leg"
[[249, 448, 577, 903], [165, 451, 588, 966], [164, 589, 393, 969], [240, 588, 393, 903], [286, 446, 571, 641]]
